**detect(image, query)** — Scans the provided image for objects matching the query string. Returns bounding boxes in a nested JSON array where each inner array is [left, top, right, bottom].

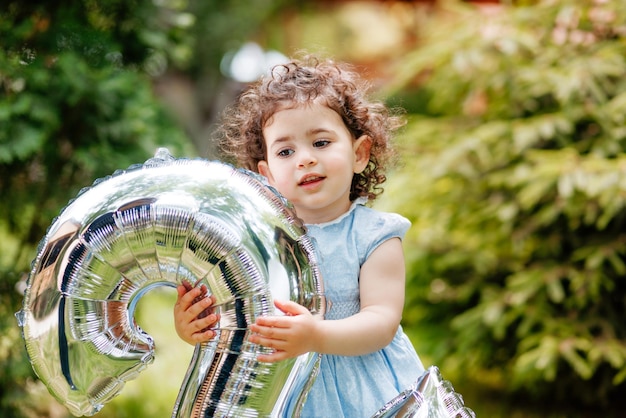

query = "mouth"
[[298, 174, 325, 186]]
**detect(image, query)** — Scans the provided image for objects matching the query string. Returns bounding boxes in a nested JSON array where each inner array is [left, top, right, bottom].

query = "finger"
[[249, 324, 289, 343], [176, 284, 188, 300], [256, 350, 288, 363], [250, 320, 280, 333], [250, 324, 275, 338], [194, 313, 219, 331], [177, 281, 203, 303], [174, 286, 191, 318], [254, 315, 291, 329], [204, 294, 217, 308], [252, 316, 274, 328], [197, 284, 208, 296], [190, 328, 217, 343], [182, 280, 194, 292], [189, 295, 217, 318], [274, 299, 309, 316], [249, 323, 259, 331], [178, 286, 206, 310], [248, 333, 280, 350]]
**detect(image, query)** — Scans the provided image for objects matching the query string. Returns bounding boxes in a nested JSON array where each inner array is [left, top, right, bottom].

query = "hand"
[[248, 299, 318, 363], [174, 281, 220, 345]]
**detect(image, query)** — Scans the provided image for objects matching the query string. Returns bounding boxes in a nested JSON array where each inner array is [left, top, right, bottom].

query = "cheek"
[[264, 163, 291, 189], [273, 176, 293, 194]]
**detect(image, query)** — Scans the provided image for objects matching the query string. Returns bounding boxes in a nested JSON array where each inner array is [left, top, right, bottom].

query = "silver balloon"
[[16, 148, 326, 417], [371, 366, 476, 418]]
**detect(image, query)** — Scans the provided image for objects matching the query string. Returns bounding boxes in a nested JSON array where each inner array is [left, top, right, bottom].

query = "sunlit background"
[[3, 0, 626, 417]]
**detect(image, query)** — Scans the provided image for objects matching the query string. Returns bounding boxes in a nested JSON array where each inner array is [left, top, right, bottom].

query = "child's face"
[[258, 102, 371, 224]]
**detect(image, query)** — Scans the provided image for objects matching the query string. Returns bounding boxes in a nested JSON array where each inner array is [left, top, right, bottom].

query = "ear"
[[353, 135, 372, 174], [257, 160, 276, 185]]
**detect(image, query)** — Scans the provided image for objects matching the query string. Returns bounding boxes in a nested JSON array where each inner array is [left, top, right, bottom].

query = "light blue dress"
[[299, 200, 425, 417]]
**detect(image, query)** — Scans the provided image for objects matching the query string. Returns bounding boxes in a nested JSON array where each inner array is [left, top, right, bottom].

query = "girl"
[[174, 56, 425, 417]]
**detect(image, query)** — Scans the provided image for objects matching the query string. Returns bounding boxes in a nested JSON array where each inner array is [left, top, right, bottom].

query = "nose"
[[297, 150, 317, 168]]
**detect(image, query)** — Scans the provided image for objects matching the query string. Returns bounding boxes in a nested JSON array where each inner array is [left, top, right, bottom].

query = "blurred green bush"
[[0, 2, 194, 416], [380, 0, 626, 415], [0, 1, 294, 416]]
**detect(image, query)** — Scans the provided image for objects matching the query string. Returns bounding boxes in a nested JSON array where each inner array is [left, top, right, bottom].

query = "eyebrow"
[[308, 128, 334, 136], [269, 128, 336, 145], [269, 136, 292, 145]]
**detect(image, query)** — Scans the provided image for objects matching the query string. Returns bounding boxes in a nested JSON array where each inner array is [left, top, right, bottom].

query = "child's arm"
[[249, 237, 406, 362], [174, 283, 220, 345]]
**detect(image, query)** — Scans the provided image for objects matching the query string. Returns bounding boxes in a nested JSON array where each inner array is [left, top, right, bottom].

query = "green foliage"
[[184, 0, 292, 76], [0, 0, 195, 244], [382, 0, 626, 412], [0, 50, 193, 245], [0, 1, 300, 416], [0, 1, 195, 416]]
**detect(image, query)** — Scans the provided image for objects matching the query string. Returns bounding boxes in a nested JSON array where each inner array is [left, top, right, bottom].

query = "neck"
[[296, 201, 354, 225]]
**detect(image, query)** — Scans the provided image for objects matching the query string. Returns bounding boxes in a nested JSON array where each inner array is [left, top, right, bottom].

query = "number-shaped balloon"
[[16, 149, 326, 417], [371, 366, 476, 418]]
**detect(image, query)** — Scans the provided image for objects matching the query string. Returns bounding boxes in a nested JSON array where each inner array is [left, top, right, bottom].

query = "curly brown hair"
[[217, 55, 404, 202]]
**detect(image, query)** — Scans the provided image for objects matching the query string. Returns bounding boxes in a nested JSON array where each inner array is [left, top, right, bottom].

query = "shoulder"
[[352, 205, 411, 262], [353, 204, 411, 239]]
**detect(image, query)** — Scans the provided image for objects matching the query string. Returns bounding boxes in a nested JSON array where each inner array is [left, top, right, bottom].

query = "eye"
[[313, 139, 331, 148], [277, 148, 294, 158]]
